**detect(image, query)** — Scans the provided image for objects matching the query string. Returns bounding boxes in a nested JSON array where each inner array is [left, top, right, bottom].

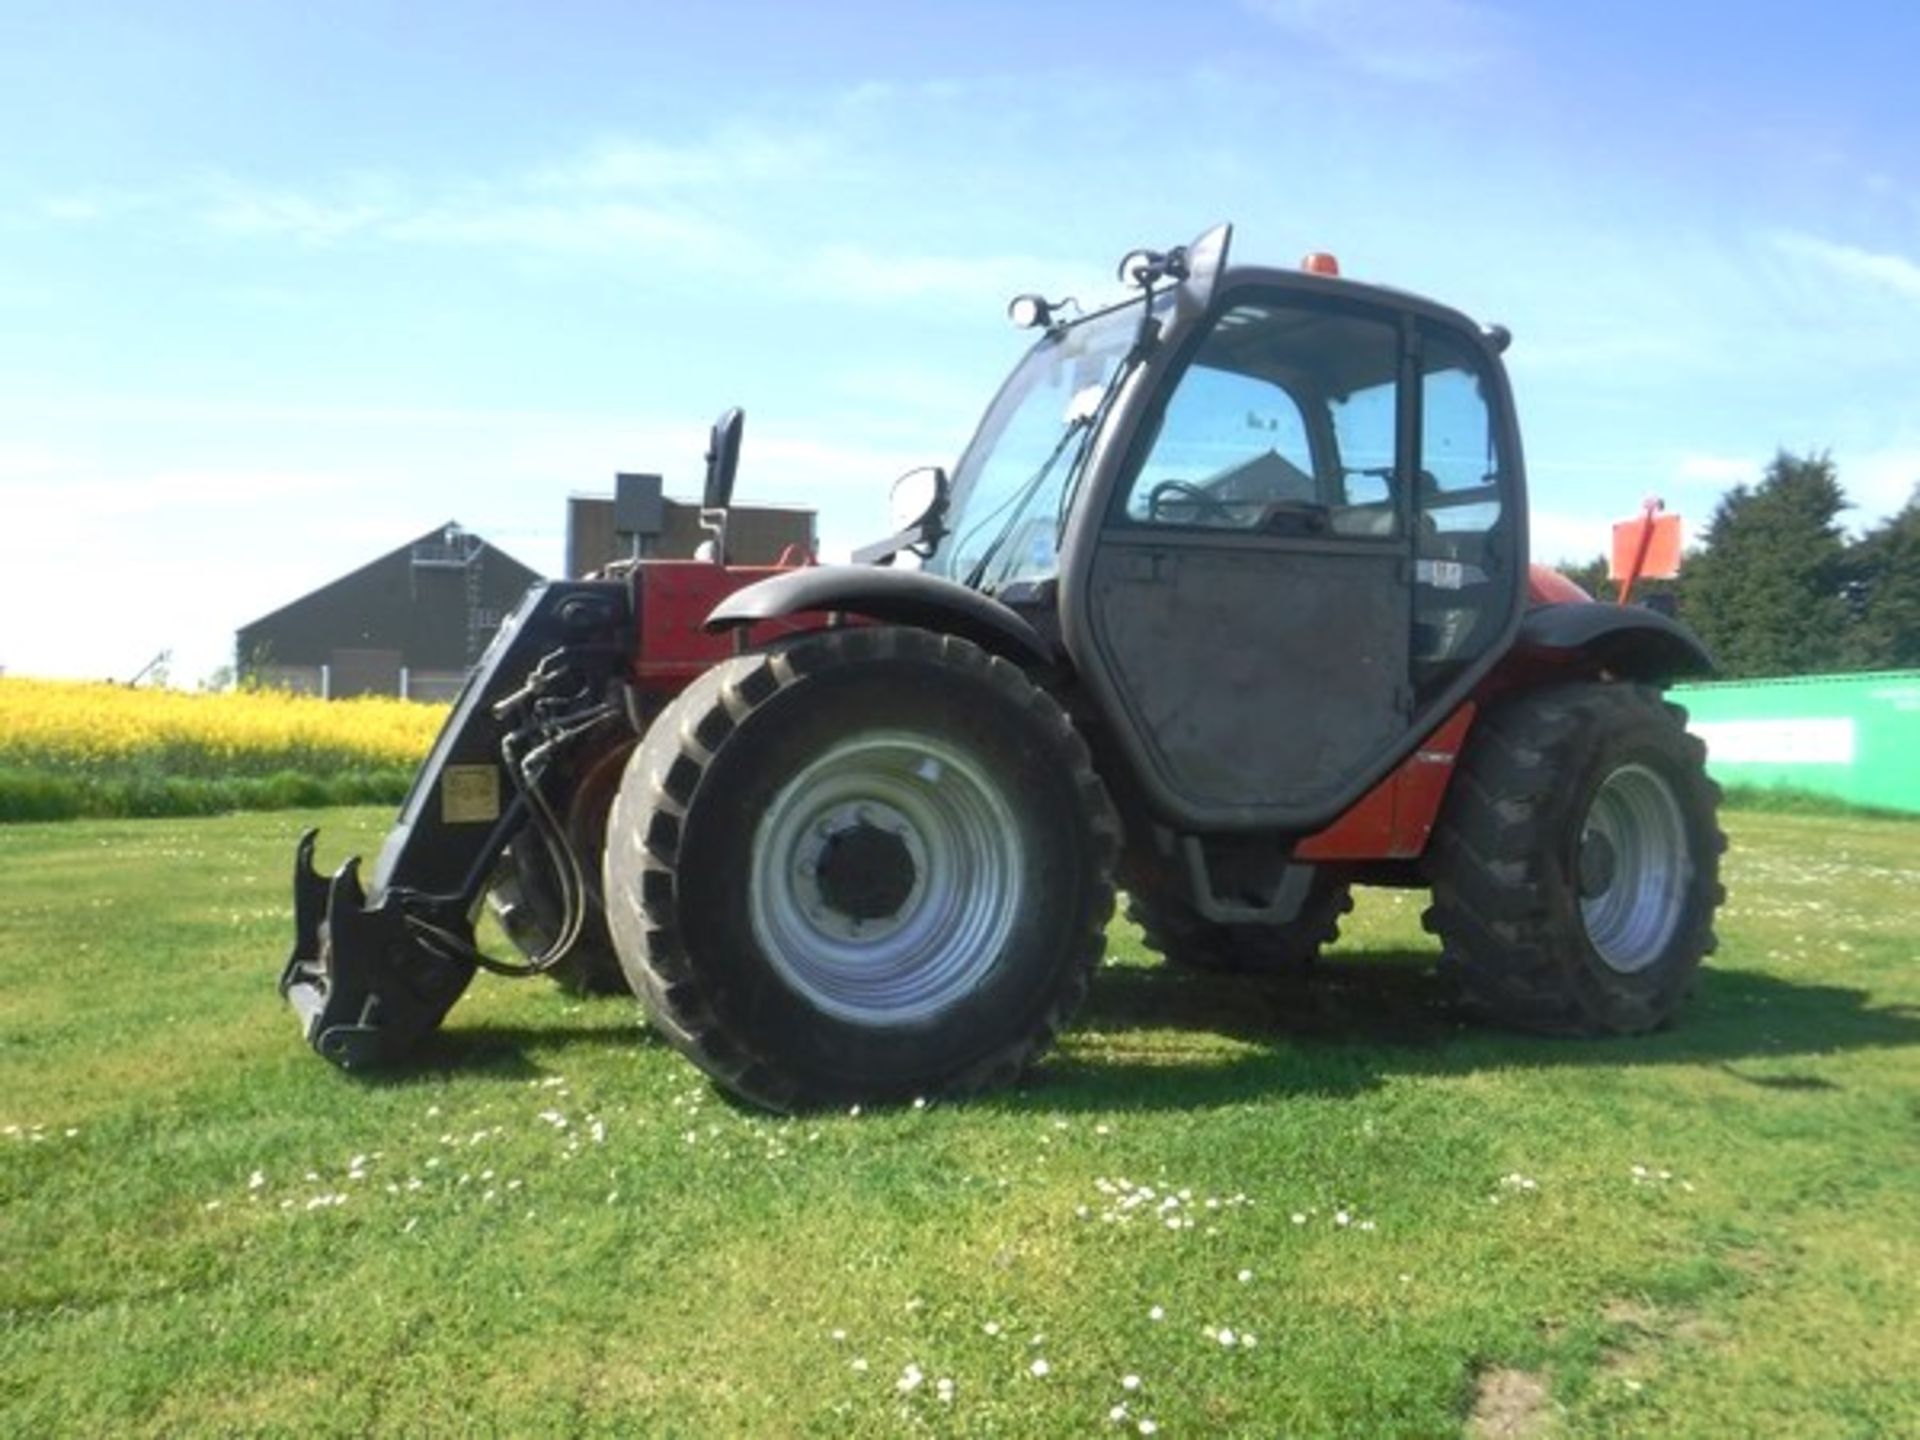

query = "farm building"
[[236, 484, 817, 701], [236, 523, 541, 701]]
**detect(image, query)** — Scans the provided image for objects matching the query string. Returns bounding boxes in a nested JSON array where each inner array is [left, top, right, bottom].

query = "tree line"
[[1557, 451, 1920, 679]]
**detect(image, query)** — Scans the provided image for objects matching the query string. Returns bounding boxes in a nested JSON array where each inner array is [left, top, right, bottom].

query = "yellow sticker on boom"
[[441, 764, 501, 824]]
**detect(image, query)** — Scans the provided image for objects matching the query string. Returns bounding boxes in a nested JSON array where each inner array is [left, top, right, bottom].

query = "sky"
[[2, 0, 1916, 685]]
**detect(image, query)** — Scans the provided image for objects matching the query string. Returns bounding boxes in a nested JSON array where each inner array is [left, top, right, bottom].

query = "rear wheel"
[[1423, 682, 1723, 1033], [1128, 875, 1351, 974], [602, 625, 1120, 1111]]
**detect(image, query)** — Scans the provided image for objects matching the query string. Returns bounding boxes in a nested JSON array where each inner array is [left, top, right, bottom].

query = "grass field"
[[2, 808, 1916, 1436]]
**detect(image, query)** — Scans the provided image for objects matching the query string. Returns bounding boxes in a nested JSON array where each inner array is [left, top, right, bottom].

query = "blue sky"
[[3, 0, 1916, 684]]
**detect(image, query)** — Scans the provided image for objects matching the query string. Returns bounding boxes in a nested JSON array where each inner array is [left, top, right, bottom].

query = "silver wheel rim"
[[1578, 762, 1691, 974], [748, 730, 1024, 1026]]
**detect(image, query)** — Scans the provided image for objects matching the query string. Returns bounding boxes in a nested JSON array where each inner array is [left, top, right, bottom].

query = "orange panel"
[[1293, 776, 1398, 861], [1294, 704, 1477, 861], [1388, 704, 1476, 856], [1609, 512, 1683, 582]]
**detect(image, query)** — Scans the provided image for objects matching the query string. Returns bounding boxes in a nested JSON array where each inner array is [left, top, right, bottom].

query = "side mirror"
[[851, 466, 950, 566], [889, 466, 948, 537], [703, 407, 744, 511]]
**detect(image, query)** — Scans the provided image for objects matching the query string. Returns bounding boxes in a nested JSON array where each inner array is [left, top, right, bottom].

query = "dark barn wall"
[[237, 525, 542, 696]]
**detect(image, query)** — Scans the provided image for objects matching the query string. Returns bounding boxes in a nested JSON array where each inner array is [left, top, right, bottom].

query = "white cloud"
[[536, 130, 841, 192], [60, 123, 840, 252], [1772, 233, 1920, 303], [386, 199, 737, 257], [1242, 0, 1510, 82], [98, 121, 844, 262], [805, 245, 1110, 310], [1508, 331, 1707, 373], [40, 125, 1094, 309], [1838, 444, 1920, 521], [806, 245, 1047, 304], [1672, 453, 1760, 486], [836, 76, 979, 110], [1528, 506, 1617, 567], [6, 467, 373, 521], [0, 440, 83, 481], [202, 189, 385, 243], [0, 395, 603, 430], [39, 189, 157, 224], [197, 180, 739, 260]]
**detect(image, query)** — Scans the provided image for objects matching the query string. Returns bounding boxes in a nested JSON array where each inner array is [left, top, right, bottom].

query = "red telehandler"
[[283, 225, 1722, 1111]]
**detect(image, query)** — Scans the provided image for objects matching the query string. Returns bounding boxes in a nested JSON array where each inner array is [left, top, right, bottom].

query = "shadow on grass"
[[348, 1018, 657, 1088], [1007, 952, 1920, 1113], [329, 953, 1920, 1113]]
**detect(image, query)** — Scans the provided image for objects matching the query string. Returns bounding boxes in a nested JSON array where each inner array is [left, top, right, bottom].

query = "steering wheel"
[[1147, 479, 1236, 525], [1256, 499, 1331, 536]]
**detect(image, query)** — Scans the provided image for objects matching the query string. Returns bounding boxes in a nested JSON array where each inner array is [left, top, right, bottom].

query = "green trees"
[[1550, 452, 1919, 679], [1845, 488, 1920, 670], [1680, 453, 1852, 678]]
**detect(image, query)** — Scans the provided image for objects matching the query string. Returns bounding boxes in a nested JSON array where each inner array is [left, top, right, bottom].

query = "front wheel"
[[1422, 683, 1724, 1034], [602, 625, 1120, 1112]]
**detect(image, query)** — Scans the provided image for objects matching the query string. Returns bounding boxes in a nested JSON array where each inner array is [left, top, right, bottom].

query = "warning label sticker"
[[441, 765, 501, 824]]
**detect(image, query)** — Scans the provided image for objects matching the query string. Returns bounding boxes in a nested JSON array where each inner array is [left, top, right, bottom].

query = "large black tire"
[[1128, 876, 1352, 974], [1422, 682, 1723, 1034], [602, 625, 1120, 1112], [486, 737, 634, 997]]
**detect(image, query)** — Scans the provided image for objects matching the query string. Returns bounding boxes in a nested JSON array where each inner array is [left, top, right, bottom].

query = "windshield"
[[926, 298, 1156, 592]]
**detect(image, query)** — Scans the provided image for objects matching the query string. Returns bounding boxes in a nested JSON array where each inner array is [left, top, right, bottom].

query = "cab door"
[[1068, 290, 1522, 832]]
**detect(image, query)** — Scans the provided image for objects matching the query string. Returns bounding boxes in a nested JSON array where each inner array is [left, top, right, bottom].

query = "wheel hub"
[[1578, 762, 1691, 974], [749, 733, 1024, 1026], [810, 810, 919, 924], [1577, 827, 1618, 899]]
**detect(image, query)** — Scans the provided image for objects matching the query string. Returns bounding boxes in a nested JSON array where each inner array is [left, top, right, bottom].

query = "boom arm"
[[280, 580, 633, 1067]]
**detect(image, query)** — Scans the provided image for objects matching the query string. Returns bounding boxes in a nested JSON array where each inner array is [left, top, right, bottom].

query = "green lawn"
[[2, 808, 1916, 1437]]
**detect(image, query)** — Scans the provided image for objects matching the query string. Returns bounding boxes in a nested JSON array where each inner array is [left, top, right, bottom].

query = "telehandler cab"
[[282, 224, 1723, 1111]]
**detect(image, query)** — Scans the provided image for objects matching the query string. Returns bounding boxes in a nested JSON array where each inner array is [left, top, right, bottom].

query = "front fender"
[[1515, 602, 1713, 680], [704, 565, 1054, 669]]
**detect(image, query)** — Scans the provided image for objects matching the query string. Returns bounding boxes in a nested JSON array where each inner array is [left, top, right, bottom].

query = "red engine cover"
[[631, 560, 823, 688], [1528, 562, 1592, 606]]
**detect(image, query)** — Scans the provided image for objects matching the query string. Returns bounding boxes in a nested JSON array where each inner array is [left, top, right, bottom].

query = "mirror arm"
[[851, 528, 915, 566], [851, 511, 947, 567]]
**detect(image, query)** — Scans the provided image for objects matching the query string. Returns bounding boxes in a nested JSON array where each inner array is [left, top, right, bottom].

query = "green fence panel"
[[1670, 670, 1920, 814]]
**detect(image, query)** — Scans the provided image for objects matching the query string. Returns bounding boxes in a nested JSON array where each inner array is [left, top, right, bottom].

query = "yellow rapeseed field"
[[0, 677, 447, 779]]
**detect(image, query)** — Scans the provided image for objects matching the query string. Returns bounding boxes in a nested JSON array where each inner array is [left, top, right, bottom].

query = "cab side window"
[[1328, 377, 1397, 538], [1125, 352, 1316, 531], [1414, 331, 1513, 688], [1120, 302, 1402, 538]]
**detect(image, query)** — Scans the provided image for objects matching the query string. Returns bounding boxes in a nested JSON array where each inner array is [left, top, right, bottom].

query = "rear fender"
[[704, 565, 1054, 668], [1506, 602, 1713, 683]]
